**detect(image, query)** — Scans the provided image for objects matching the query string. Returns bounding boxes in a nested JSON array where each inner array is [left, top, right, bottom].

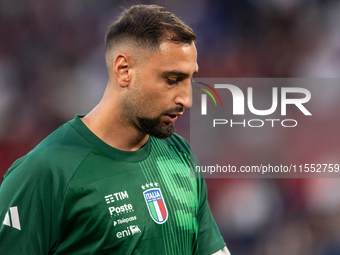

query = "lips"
[[164, 113, 182, 123]]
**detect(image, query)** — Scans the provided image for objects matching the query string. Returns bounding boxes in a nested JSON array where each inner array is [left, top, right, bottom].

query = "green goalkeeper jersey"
[[0, 115, 226, 255]]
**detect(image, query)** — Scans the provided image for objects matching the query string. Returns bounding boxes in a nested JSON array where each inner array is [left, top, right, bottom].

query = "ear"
[[113, 54, 133, 87]]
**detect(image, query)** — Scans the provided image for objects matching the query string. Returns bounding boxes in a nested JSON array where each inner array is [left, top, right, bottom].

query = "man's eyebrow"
[[162, 70, 198, 77]]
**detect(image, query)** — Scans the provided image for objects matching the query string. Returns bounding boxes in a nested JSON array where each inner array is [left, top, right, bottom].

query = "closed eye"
[[163, 70, 197, 85], [166, 77, 179, 85]]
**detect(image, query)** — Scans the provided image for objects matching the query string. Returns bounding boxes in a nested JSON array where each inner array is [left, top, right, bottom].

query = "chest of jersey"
[[55, 148, 200, 255]]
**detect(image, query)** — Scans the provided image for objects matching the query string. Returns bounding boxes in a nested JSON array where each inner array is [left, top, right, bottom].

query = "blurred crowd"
[[1, 0, 340, 254]]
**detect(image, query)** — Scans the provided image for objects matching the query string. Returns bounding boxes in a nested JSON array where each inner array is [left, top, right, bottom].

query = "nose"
[[175, 79, 192, 109]]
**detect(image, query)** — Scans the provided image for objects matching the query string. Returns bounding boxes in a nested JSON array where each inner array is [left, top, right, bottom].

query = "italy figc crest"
[[142, 183, 168, 224]]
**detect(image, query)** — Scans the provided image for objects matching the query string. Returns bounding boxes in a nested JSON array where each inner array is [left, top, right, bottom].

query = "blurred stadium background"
[[1, 0, 340, 254]]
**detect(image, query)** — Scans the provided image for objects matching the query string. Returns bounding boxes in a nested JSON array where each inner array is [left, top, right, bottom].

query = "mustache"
[[162, 106, 185, 115]]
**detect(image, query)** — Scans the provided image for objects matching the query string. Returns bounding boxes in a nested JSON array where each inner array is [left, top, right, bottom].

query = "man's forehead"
[[158, 41, 196, 55], [147, 42, 198, 74]]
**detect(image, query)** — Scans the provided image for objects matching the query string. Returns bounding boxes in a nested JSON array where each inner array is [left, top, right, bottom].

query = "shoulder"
[[28, 119, 93, 168], [3, 119, 93, 190]]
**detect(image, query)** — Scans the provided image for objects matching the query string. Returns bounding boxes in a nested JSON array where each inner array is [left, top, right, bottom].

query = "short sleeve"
[[0, 157, 61, 254], [197, 178, 226, 255]]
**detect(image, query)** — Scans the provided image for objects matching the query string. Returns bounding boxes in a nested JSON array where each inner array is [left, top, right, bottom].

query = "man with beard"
[[0, 5, 230, 255]]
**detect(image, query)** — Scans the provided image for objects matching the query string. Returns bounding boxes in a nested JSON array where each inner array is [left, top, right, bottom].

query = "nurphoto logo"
[[196, 82, 312, 128], [196, 82, 223, 115]]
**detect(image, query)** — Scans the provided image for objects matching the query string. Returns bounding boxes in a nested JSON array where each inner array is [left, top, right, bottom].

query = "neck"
[[81, 84, 149, 151]]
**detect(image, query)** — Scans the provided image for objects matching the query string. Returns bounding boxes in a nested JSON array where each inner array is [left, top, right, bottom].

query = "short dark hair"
[[105, 5, 196, 52]]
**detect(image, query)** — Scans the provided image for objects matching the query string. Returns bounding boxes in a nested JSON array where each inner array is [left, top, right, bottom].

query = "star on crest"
[[141, 182, 159, 189]]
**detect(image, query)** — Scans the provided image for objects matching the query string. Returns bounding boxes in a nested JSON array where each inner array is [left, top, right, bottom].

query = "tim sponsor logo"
[[104, 191, 129, 204]]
